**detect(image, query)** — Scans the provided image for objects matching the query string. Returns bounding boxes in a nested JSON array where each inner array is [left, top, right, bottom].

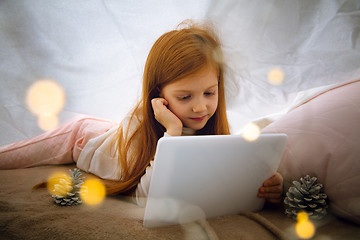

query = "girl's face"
[[161, 66, 219, 130]]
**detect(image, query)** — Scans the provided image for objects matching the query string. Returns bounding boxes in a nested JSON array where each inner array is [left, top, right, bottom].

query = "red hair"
[[104, 20, 230, 195]]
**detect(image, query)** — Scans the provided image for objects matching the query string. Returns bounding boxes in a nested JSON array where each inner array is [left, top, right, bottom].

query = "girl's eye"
[[177, 95, 191, 100], [204, 91, 215, 96]]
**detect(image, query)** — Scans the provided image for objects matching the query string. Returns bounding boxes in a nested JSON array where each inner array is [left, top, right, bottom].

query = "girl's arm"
[[133, 99, 183, 206], [258, 172, 283, 204]]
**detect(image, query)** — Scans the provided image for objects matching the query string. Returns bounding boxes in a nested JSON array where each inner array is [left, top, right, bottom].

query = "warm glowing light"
[[26, 79, 65, 116], [268, 67, 284, 85], [26, 79, 65, 131], [297, 212, 309, 222], [38, 113, 59, 131], [80, 179, 106, 205], [296, 212, 315, 239], [47, 172, 72, 197], [242, 122, 260, 142]]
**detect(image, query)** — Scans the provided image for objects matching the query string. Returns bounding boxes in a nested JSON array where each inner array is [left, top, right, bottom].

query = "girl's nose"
[[192, 98, 207, 113]]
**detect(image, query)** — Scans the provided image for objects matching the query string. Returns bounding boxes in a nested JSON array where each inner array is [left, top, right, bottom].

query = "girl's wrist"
[[166, 127, 182, 136]]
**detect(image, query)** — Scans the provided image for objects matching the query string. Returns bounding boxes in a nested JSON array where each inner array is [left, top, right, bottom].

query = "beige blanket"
[[1, 164, 359, 239]]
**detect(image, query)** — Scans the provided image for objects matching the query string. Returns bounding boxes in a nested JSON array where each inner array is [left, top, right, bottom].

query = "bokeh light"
[[38, 113, 59, 131], [242, 122, 260, 142], [47, 171, 72, 197], [26, 79, 65, 131], [296, 212, 315, 239], [80, 179, 106, 206], [268, 67, 284, 85]]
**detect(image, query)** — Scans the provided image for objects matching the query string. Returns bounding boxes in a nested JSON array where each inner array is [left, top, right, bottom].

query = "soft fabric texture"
[[0, 112, 198, 208], [0, 118, 117, 169], [1, 164, 359, 240], [261, 80, 360, 225]]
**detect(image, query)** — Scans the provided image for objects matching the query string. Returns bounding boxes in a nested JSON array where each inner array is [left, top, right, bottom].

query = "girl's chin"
[[184, 122, 207, 131]]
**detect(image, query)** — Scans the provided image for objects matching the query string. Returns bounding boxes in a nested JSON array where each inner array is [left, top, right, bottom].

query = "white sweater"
[[76, 114, 195, 207]]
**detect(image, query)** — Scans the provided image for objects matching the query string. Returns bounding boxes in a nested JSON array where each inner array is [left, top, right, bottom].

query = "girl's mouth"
[[190, 115, 207, 122]]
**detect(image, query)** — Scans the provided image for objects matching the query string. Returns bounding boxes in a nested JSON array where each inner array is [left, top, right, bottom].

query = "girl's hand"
[[151, 98, 183, 136], [258, 172, 283, 204]]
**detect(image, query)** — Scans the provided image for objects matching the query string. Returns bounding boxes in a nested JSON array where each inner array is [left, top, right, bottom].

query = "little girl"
[[0, 21, 283, 206]]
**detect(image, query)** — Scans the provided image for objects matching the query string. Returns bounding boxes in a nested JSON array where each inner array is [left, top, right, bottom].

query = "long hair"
[[104, 20, 230, 195]]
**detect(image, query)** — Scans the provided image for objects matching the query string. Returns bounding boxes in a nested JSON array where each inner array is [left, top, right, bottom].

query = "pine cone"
[[284, 175, 328, 220], [52, 168, 84, 206]]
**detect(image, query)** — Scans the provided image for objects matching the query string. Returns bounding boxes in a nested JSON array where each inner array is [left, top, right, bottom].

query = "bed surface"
[[1, 164, 359, 240]]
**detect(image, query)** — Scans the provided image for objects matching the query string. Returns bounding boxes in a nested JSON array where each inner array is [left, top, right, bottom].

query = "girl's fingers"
[[151, 98, 168, 111], [258, 183, 283, 202], [151, 98, 171, 120], [263, 172, 283, 187], [259, 185, 283, 194]]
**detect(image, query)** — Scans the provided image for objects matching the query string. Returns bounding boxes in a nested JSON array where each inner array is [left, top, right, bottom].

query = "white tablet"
[[143, 134, 288, 228]]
